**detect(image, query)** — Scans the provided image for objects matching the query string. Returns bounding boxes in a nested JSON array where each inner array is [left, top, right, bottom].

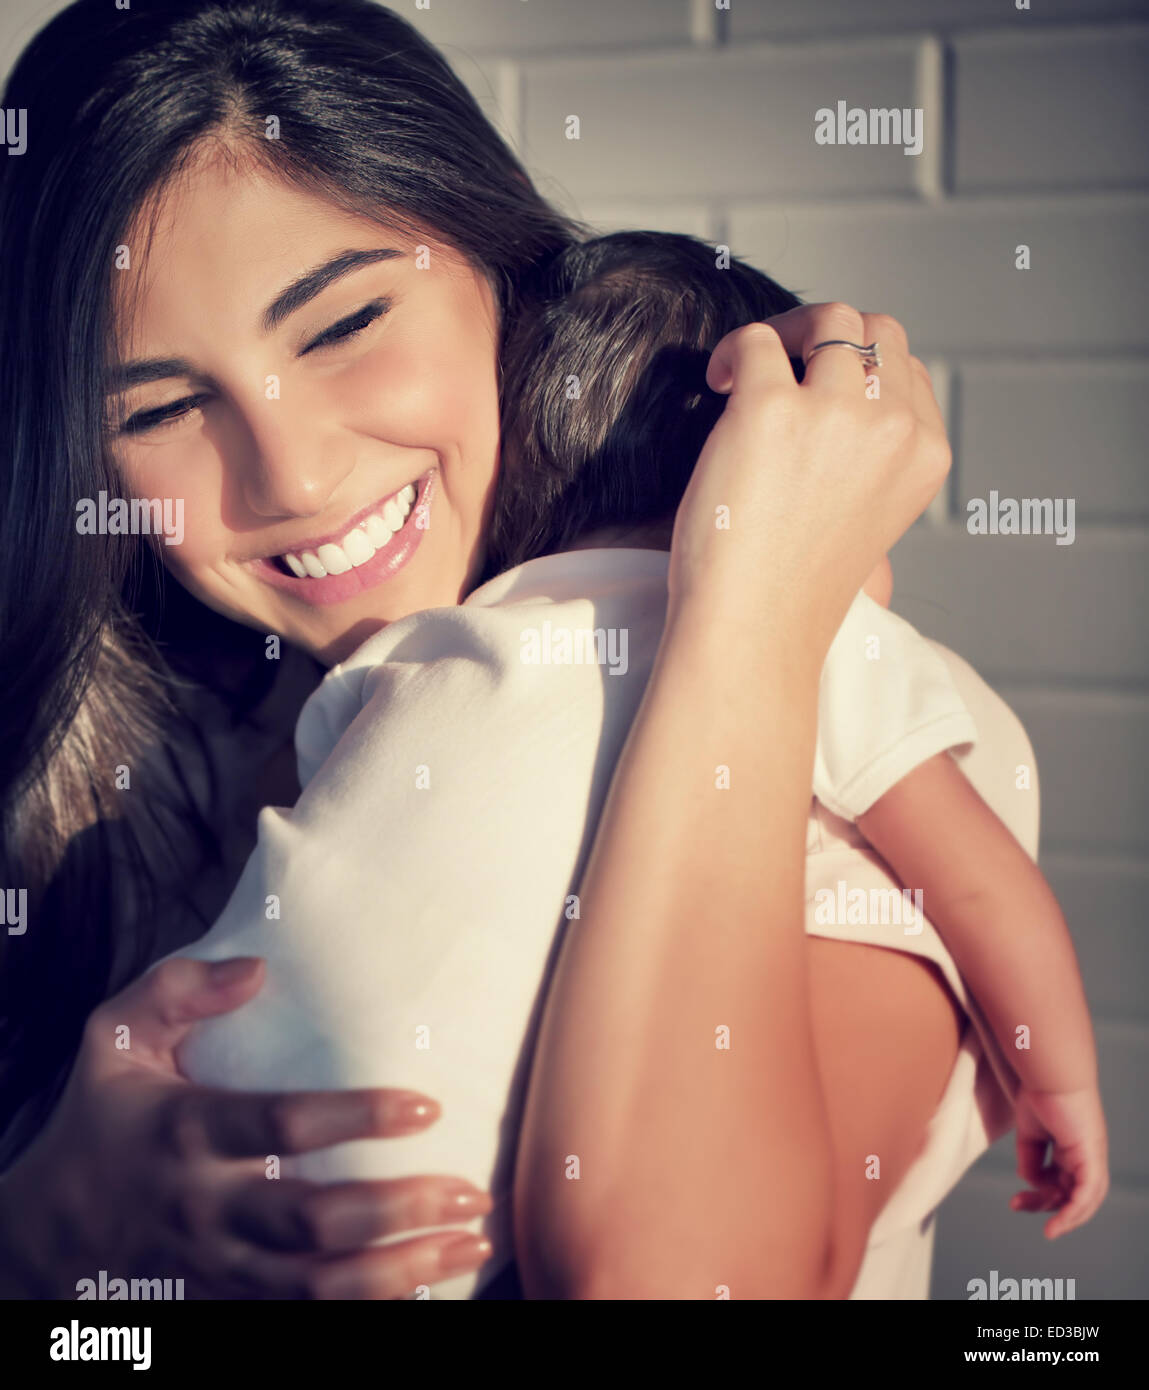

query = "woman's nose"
[[238, 409, 355, 520]]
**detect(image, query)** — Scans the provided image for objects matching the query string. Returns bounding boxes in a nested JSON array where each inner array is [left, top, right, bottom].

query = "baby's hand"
[[1011, 1086, 1109, 1238]]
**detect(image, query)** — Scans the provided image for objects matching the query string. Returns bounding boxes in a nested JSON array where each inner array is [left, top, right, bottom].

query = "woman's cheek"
[[121, 457, 227, 594], [336, 341, 440, 444]]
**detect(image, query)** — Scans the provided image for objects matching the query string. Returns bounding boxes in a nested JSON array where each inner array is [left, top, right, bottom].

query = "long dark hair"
[[0, 0, 587, 1149], [482, 231, 802, 579]]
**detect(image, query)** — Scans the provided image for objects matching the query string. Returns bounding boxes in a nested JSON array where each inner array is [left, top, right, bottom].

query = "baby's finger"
[[1016, 1137, 1051, 1186], [1011, 1187, 1061, 1214], [1045, 1201, 1088, 1240], [1045, 1169, 1109, 1239]]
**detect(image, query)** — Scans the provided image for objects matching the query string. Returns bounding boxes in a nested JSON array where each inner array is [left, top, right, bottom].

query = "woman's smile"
[[247, 466, 436, 607]]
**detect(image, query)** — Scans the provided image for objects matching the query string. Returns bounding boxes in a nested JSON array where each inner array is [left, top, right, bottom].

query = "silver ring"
[[804, 339, 882, 370]]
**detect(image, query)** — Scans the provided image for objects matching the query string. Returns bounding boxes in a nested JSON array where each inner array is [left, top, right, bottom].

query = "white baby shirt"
[[170, 547, 1027, 1299]]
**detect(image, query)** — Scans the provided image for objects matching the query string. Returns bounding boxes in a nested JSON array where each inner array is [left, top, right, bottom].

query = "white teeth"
[[365, 513, 393, 548], [342, 529, 375, 567], [316, 542, 352, 575], [280, 481, 420, 578]]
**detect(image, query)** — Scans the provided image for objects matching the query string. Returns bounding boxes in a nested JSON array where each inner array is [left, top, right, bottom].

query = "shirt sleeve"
[[812, 592, 978, 821], [293, 659, 372, 789]]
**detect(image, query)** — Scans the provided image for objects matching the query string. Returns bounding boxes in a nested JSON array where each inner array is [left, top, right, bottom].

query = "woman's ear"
[[862, 555, 893, 608]]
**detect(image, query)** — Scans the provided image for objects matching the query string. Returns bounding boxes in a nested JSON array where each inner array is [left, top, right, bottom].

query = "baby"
[[490, 226, 1109, 1218], [169, 231, 1107, 1298]]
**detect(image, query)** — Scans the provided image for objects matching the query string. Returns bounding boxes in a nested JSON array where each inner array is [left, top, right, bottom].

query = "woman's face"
[[108, 151, 502, 666]]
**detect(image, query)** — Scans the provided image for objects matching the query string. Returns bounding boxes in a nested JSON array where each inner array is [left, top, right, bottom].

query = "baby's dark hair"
[[482, 230, 802, 580]]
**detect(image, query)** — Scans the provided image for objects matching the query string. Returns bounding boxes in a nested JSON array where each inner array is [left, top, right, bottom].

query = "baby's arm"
[[857, 753, 1109, 1237]]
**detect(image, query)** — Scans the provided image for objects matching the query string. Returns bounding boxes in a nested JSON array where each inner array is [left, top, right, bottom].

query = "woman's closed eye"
[[117, 392, 212, 437], [115, 297, 392, 436], [299, 297, 390, 355]]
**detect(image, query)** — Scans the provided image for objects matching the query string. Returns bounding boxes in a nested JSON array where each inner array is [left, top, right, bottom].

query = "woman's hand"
[[0, 957, 492, 1299], [516, 302, 953, 1298], [669, 303, 949, 659]]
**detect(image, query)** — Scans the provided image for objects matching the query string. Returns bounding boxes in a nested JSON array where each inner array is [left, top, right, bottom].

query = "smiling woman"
[[0, 0, 586, 1239], [0, 0, 982, 1308], [107, 159, 505, 664]]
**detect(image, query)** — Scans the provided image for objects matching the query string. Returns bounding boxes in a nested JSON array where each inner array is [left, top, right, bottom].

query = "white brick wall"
[[958, 363, 1149, 520], [729, 200, 1149, 353], [401, 0, 1148, 1301], [406, 0, 698, 54], [952, 27, 1149, 191], [3, 0, 1143, 1300], [520, 42, 930, 205]]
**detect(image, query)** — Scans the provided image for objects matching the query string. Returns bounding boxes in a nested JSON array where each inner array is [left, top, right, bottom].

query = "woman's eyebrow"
[[106, 247, 404, 392], [106, 358, 196, 391], [261, 247, 403, 333]]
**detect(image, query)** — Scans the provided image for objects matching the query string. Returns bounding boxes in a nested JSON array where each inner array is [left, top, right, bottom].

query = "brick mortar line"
[[504, 21, 1147, 66], [439, 18, 1147, 68], [727, 16, 1149, 44], [947, 17, 1149, 49], [916, 34, 946, 203], [728, 197, 1149, 218]]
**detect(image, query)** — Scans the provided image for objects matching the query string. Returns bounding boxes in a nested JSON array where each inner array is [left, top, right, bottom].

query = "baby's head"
[[482, 231, 802, 579]]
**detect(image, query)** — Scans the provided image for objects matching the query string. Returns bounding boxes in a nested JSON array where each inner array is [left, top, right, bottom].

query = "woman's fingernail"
[[438, 1235, 493, 1275], [438, 1187, 493, 1219], [209, 957, 260, 987], [397, 1094, 440, 1128]]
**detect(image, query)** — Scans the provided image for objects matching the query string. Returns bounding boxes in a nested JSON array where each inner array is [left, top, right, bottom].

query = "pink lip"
[[248, 469, 436, 607]]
